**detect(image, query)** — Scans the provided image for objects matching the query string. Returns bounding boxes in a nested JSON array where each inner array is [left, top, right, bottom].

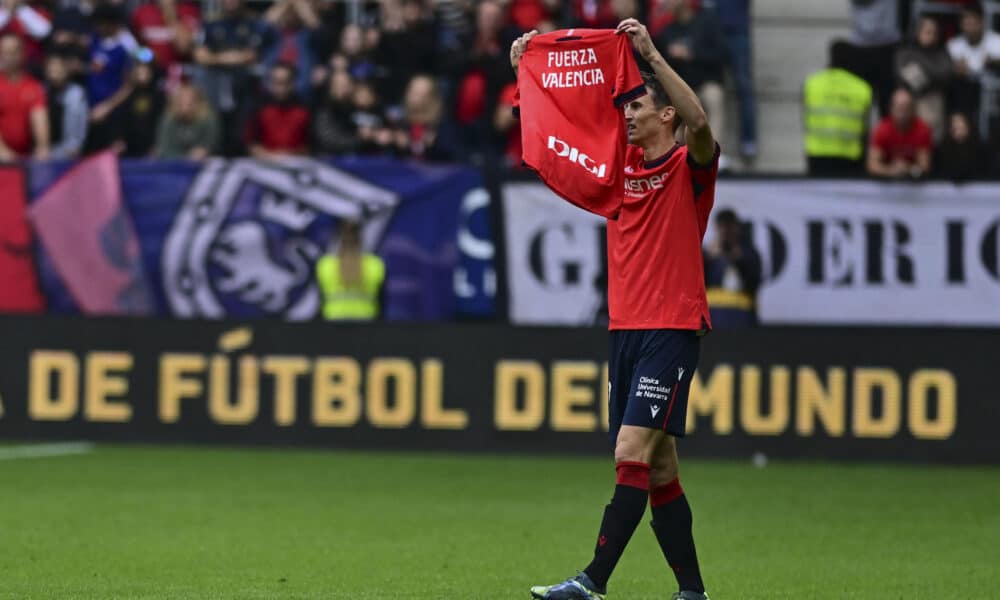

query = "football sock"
[[583, 461, 650, 590], [650, 478, 705, 594]]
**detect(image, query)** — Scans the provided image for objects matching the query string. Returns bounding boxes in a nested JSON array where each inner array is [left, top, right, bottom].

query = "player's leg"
[[579, 424, 663, 591], [531, 332, 654, 600], [646, 331, 706, 598], [649, 435, 707, 598]]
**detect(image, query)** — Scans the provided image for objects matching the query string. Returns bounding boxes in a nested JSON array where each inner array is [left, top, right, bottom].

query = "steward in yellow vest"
[[803, 41, 873, 176], [315, 222, 385, 321]]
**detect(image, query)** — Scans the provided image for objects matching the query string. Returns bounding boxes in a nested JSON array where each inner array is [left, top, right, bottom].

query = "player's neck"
[[641, 137, 679, 165]]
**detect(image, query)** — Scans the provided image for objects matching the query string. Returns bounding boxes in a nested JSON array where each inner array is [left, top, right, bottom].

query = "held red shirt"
[[516, 28, 646, 219], [609, 142, 720, 331]]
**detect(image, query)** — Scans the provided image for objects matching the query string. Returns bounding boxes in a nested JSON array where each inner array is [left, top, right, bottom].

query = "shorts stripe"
[[662, 384, 680, 431]]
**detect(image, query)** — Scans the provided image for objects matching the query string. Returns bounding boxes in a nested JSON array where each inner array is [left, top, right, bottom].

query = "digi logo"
[[547, 136, 607, 179]]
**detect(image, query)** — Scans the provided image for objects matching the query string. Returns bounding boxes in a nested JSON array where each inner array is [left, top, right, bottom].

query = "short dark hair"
[[640, 71, 683, 132], [962, 1, 984, 18], [715, 208, 739, 225]]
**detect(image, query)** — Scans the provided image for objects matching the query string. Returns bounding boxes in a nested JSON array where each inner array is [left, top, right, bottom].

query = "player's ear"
[[660, 105, 676, 125]]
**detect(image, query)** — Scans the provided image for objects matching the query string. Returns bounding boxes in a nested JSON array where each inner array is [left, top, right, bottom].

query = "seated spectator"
[[44, 53, 87, 159], [569, 0, 619, 28], [154, 81, 219, 159], [311, 69, 359, 156], [0, 33, 47, 159], [0, 0, 51, 68], [262, 0, 320, 100], [866, 88, 933, 179], [118, 61, 165, 156], [245, 62, 310, 158], [657, 0, 729, 166], [84, 3, 138, 152], [400, 73, 458, 161], [131, 0, 201, 75], [804, 41, 873, 177], [350, 80, 396, 154], [895, 15, 953, 141], [935, 111, 989, 181], [703, 208, 762, 328], [193, 0, 263, 156], [947, 2, 1000, 115]]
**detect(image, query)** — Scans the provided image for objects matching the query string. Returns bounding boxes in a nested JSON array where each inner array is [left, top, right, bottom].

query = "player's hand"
[[510, 30, 538, 74], [616, 18, 657, 62]]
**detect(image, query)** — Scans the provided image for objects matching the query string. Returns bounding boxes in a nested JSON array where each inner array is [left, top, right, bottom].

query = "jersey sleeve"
[[613, 34, 647, 107]]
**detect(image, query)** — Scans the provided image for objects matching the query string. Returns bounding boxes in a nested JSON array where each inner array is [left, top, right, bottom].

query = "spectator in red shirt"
[[866, 87, 933, 179], [0, 32, 48, 159], [245, 62, 310, 158], [493, 80, 522, 167], [0, 0, 51, 68], [132, 0, 201, 73]]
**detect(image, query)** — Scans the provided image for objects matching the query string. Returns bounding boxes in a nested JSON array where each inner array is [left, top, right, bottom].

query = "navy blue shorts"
[[608, 329, 701, 441]]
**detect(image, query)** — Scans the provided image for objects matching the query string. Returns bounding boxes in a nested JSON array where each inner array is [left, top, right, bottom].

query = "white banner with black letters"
[[502, 179, 1000, 326]]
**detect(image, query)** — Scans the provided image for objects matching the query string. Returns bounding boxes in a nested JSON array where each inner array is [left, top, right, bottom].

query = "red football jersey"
[[608, 143, 720, 331], [516, 29, 646, 219]]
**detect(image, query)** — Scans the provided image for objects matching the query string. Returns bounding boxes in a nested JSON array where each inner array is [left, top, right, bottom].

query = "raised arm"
[[615, 18, 716, 165]]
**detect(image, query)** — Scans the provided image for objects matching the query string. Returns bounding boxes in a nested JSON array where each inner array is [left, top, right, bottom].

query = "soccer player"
[[510, 18, 718, 600]]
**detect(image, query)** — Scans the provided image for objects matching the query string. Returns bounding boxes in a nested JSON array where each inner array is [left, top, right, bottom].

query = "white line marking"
[[0, 442, 96, 461]]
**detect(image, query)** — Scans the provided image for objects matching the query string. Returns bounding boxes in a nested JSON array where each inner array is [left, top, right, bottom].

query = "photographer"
[[703, 208, 762, 327]]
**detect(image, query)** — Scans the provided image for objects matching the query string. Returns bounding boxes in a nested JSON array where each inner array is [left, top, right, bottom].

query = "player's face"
[[623, 94, 668, 145]]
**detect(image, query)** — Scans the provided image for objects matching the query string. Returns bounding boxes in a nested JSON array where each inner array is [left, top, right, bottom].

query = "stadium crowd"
[[0, 0, 996, 177]]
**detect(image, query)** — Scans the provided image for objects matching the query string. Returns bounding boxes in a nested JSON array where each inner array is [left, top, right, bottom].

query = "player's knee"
[[649, 462, 678, 488], [613, 429, 657, 464]]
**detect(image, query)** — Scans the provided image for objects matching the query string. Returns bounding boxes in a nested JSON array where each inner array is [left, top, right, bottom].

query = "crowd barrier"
[[1, 316, 995, 463]]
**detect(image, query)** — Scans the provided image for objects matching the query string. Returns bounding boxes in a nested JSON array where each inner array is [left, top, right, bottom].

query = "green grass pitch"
[[0, 443, 997, 599]]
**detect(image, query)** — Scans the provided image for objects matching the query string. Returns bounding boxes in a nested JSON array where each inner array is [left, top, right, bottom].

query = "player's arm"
[[616, 18, 715, 165]]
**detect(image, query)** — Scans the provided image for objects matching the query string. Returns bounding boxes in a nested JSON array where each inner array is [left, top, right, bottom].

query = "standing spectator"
[[400, 73, 458, 160], [712, 0, 758, 162], [118, 61, 165, 156], [0, 0, 51, 68], [493, 80, 521, 167], [947, 2, 1000, 116], [842, 0, 902, 116], [44, 53, 87, 159], [84, 3, 137, 152], [704, 208, 762, 328], [311, 69, 358, 156], [315, 220, 385, 321], [374, 0, 438, 105], [895, 15, 953, 141], [804, 41, 873, 177], [193, 0, 264, 156], [505, 0, 559, 31], [657, 0, 729, 165], [935, 111, 989, 181], [131, 0, 200, 75], [154, 81, 219, 159], [0, 33, 47, 159], [245, 62, 310, 158], [329, 23, 377, 82], [866, 87, 933, 179], [262, 0, 321, 100]]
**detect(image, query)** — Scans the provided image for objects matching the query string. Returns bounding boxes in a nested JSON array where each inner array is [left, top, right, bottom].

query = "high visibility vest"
[[315, 253, 385, 320], [803, 68, 873, 160]]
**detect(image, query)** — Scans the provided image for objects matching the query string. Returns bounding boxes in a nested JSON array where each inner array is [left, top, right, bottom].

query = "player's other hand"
[[510, 30, 539, 73], [616, 18, 657, 62]]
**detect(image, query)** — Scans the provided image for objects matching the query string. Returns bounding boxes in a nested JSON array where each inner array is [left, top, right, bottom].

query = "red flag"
[[0, 166, 45, 313], [28, 152, 154, 315]]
